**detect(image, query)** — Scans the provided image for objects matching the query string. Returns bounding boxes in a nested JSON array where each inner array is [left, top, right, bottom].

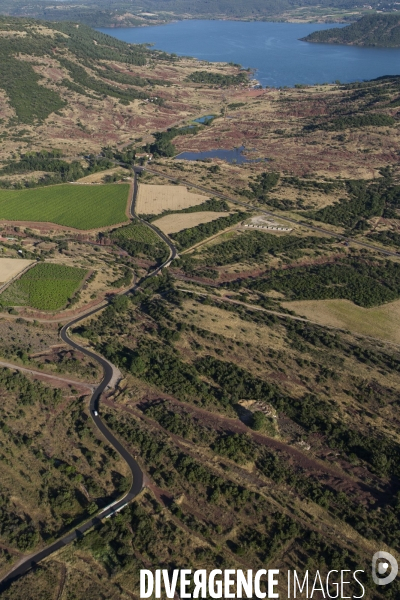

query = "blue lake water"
[[175, 146, 266, 164], [99, 20, 400, 88]]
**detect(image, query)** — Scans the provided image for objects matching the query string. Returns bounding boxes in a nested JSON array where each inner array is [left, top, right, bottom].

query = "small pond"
[[194, 115, 215, 124]]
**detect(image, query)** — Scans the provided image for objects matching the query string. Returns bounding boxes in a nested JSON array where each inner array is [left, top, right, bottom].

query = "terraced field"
[[0, 263, 88, 311], [0, 184, 130, 230]]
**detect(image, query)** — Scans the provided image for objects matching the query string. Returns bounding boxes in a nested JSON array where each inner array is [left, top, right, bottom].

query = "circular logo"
[[372, 551, 398, 586]]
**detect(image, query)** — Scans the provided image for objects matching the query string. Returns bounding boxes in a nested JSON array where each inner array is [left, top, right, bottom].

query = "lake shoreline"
[[99, 20, 400, 88], [100, 16, 354, 29]]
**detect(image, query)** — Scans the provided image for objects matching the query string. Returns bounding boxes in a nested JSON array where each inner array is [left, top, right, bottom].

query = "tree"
[[111, 295, 130, 313], [251, 411, 267, 431], [87, 502, 99, 515], [130, 355, 146, 376]]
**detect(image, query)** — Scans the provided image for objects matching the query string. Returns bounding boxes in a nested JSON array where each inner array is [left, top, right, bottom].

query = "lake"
[[99, 20, 400, 88]]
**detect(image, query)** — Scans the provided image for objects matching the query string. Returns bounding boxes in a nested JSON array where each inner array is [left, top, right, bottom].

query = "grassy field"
[[0, 184, 130, 229], [282, 298, 400, 344], [111, 221, 159, 244], [0, 263, 88, 311], [153, 211, 230, 234], [77, 167, 130, 184]]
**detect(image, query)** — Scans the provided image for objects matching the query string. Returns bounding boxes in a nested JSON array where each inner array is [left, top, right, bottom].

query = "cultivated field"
[[136, 184, 208, 215], [153, 211, 230, 234], [0, 184, 130, 230], [111, 222, 159, 244], [0, 262, 88, 311], [282, 298, 400, 344], [0, 258, 33, 283]]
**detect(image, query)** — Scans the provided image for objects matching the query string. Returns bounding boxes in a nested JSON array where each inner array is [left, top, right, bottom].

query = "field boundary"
[[180, 223, 242, 254], [154, 210, 231, 235], [1, 270, 138, 322], [0, 261, 36, 295], [136, 182, 209, 216], [139, 166, 400, 259], [0, 218, 130, 234], [125, 180, 135, 221]]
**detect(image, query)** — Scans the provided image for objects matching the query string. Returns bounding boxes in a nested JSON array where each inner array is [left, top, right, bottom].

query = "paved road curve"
[[0, 173, 177, 593], [132, 169, 177, 264]]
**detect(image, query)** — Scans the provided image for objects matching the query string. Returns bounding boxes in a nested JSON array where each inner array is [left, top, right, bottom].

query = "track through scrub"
[[0, 173, 177, 593], [136, 166, 400, 259]]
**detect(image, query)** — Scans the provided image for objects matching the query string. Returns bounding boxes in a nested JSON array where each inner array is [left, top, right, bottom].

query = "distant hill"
[[0, 0, 388, 27], [302, 13, 400, 47]]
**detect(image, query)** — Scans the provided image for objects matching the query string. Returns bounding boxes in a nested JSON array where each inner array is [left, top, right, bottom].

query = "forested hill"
[[0, 17, 160, 124], [302, 13, 400, 47], [0, 0, 391, 26]]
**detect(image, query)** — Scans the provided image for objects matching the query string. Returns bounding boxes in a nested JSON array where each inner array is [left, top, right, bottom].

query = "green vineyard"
[[0, 184, 130, 230], [111, 221, 159, 244], [0, 263, 88, 311]]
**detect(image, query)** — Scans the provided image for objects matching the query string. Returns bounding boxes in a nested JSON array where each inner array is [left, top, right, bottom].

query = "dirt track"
[[103, 395, 385, 515], [174, 285, 400, 351], [0, 360, 95, 390]]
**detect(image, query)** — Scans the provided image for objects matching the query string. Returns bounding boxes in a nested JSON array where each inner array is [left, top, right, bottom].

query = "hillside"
[[0, 17, 400, 185], [0, 0, 393, 26], [0, 16, 249, 166], [302, 13, 400, 46]]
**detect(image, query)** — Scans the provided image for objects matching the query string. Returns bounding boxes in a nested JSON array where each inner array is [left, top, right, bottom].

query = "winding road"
[[0, 173, 177, 592], [1, 162, 398, 590]]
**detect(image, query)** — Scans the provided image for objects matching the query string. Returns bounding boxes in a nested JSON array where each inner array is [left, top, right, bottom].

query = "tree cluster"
[[186, 71, 249, 87], [171, 212, 248, 250]]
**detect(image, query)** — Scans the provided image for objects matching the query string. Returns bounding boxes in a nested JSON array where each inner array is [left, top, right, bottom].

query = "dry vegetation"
[[11, 272, 397, 599], [0, 365, 128, 579], [171, 85, 400, 179], [0, 319, 60, 354], [153, 210, 230, 234], [75, 167, 131, 184], [136, 183, 209, 215], [178, 297, 288, 351], [0, 318, 101, 382], [0, 51, 232, 162], [0, 258, 33, 284]]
